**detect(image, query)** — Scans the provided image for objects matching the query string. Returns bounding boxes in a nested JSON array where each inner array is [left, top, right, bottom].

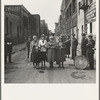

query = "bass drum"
[[74, 55, 88, 70]]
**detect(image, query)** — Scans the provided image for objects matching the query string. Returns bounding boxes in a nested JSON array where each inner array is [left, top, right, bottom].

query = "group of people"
[[26, 34, 71, 68], [5, 32, 95, 70], [81, 33, 95, 70], [26, 33, 95, 70]]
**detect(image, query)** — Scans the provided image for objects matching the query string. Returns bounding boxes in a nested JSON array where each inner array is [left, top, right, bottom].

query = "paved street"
[[5, 44, 96, 83]]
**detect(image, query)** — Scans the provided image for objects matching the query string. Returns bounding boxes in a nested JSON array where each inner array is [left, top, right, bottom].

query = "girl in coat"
[[47, 35, 55, 68], [30, 36, 40, 68], [38, 34, 47, 68]]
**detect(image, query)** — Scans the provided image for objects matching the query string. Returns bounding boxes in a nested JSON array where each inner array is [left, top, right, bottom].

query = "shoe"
[[84, 67, 91, 70], [62, 66, 64, 68]]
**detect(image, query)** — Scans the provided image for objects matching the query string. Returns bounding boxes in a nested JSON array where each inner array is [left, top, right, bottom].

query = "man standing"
[[72, 34, 78, 60], [81, 33, 88, 57], [86, 34, 95, 70], [5, 34, 13, 63], [26, 36, 31, 59]]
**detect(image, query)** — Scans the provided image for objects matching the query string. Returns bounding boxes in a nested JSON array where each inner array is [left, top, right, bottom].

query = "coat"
[[65, 39, 71, 54], [47, 41, 55, 63], [72, 38, 78, 50], [81, 38, 88, 56], [5, 38, 13, 52], [86, 39, 95, 54]]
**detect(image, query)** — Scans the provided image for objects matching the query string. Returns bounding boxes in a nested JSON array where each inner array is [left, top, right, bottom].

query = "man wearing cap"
[[86, 34, 95, 70], [72, 34, 78, 59], [81, 33, 88, 57]]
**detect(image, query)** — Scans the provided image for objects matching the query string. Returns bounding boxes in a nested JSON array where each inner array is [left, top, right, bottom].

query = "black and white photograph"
[[4, 0, 97, 84]]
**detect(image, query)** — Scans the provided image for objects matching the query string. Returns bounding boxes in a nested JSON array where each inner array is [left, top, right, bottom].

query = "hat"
[[49, 35, 54, 40], [41, 34, 45, 37], [33, 35, 37, 39], [73, 34, 75, 36], [82, 33, 86, 36], [88, 34, 93, 37]]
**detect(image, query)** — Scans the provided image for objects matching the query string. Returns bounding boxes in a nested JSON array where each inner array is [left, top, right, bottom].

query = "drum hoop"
[[74, 55, 88, 70]]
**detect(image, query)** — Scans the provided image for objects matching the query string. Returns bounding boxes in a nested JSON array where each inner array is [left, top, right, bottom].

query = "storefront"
[[85, 2, 96, 38]]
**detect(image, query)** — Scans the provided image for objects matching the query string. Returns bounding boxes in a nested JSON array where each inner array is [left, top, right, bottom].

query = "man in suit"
[[72, 34, 78, 60], [81, 33, 88, 57], [85, 34, 95, 70]]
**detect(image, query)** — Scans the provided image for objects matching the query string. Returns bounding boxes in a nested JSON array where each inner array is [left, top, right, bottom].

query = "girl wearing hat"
[[47, 35, 55, 68], [38, 34, 47, 68], [57, 35, 66, 68], [30, 36, 40, 68]]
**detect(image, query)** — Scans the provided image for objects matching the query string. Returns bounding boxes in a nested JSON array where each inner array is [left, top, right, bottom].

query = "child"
[[38, 34, 47, 68], [30, 36, 40, 68], [57, 35, 67, 68], [47, 35, 55, 68]]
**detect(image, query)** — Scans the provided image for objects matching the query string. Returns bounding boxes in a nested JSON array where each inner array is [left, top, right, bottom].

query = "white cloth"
[[38, 39, 47, 52]]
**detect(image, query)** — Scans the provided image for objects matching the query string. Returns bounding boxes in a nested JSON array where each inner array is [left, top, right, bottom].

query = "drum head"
[[74, 55, 88, 70]]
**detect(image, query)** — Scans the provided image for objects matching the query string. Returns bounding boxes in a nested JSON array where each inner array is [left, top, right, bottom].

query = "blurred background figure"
[[65, 36, 71, 58], [72, 34, 78, 60], [85, 34, 95, 70], [26, 36, 31, 60], [81, 33, 88, 57], [5, 33, 13, 63]]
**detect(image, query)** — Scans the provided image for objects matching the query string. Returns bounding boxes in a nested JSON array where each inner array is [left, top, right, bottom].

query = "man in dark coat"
[[26, 36, 31, 59], [72, 34, 78, 59], [5, 34, 13, 63], [81, 33, 88, 57], [65, 36, 71, 58], [85, 34, 95, 70]]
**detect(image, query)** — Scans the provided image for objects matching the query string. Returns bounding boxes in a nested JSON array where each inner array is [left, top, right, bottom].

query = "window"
[[78, 2, 80, 14], [6, 17, 8, 34], [90, 23, 92, 33], [9, 21, 12, 35], [72, 0, 76, 13], [82, 25, 83, 33], [69, 4, 72, 16], [90, 0, 93, 4], [85, 24, 87, 33]]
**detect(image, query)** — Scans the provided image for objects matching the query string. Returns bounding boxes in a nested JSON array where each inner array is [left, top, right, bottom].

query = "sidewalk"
[[12, 42, 26, 54]]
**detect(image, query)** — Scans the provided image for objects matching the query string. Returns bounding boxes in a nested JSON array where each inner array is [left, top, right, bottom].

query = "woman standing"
[[65, 36, 71, 58], [47, 35, 55, 68], [30, 36, 40, 68], [38, 34, 47, 68]]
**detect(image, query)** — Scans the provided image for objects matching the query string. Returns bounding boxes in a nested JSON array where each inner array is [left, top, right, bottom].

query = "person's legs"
[[9, 51, 12, 63], [75, 49, 77, 58], [89, 53, 94, 69], [62, 61, 64, 68], [72, 49, 74, 59], [27, 48, 30, 58], [5, 52, 7, 63], [44, 60, 46, 67]]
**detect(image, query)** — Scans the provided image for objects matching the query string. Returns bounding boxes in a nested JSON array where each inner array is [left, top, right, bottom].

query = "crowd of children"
[[26, 34, 70, 69]]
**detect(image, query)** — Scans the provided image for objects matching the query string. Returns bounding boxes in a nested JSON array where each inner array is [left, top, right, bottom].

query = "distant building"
[[40, 20, 49, 37], [30, 14, 40, 38]]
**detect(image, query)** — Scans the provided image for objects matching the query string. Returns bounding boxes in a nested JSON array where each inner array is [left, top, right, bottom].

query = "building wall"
[[77, 0, 85, 43], [33, 15, 40, 37], [5, 12, 22, 44], [85, 0, 96, 39]]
